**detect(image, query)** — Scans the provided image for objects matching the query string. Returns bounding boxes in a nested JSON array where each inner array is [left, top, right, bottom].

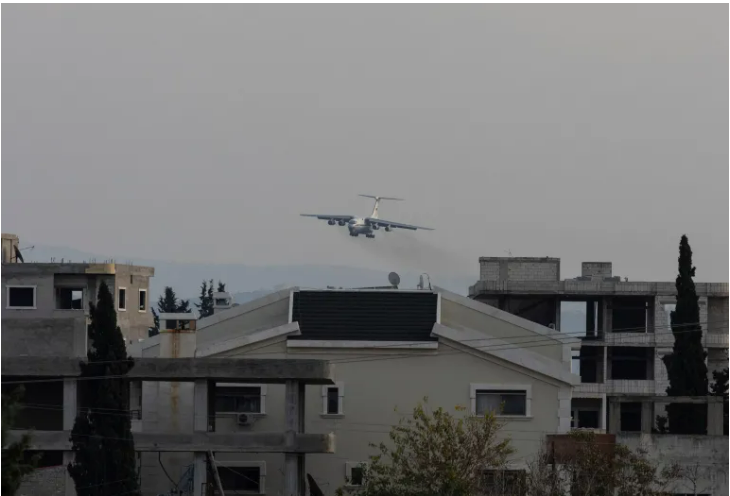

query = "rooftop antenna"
[[388, 272, 401, 289]]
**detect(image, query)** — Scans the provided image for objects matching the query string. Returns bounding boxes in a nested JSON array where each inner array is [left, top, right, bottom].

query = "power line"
[[2, 322, 723, 385]]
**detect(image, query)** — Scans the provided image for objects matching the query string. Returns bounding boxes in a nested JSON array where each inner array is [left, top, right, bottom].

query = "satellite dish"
[[388, 272, 401, 288]]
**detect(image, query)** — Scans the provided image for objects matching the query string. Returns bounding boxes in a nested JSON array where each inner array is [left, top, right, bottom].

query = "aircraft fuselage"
[[345, 218, 392, 238]]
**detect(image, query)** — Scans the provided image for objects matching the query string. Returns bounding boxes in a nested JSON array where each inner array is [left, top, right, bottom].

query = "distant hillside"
[[25, 244, 474, 303]]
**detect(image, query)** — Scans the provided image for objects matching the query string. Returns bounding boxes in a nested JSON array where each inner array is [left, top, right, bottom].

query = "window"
[[217, 462, 265, 494], [7, 286, 36, 309], [471, 384, 531, 417], [215, 385, 266, 414], [56, 288, 84, 310], [165, 320, 178, 330], [345, 462, 368, 487], [476, 390, 527, 416], [138, 289, 147, 312], [571, 350, 580, 375], [620, 402, 642, 432], [322, 382, 344, 416], [483, 470, 526, 496], [118, 288, 126, 311]]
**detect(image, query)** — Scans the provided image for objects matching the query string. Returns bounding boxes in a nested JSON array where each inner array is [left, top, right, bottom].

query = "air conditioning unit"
[[237, 413, 253, 426]]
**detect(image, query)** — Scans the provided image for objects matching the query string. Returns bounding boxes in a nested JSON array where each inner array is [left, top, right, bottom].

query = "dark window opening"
[[139, 290, 147, 311], [483, 470, 527, 496], [218, 466, 260, 493], [577, 410, 600, 429], [5, 381, 64, 431], [620, 403, 642, 432], [610, 347, 651, 380], [350, 466, 364, 486], [26, 450, 64, 468], [165, 320, 178, 330], [579, 347, 602, 384], [214, 387, 262, 413], [118, 288, 126, 310], [611, 297, 648, 332], [476, 390, 527, 416], [326, 387, 340, 414], [56, 288, 83, 310], [8, 287, 35, 308]]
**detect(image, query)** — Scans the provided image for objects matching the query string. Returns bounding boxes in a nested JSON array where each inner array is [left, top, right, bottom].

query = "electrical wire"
[[3, 321, 723, 385]]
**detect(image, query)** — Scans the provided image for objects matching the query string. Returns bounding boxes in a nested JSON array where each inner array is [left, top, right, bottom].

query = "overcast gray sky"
[[3, 4, 728, 282]]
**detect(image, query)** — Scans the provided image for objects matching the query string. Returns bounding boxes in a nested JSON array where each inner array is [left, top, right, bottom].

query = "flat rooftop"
[[1, 262, 154, 277]]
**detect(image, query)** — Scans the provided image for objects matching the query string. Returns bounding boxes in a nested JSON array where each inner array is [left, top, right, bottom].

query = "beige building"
[[1, 237, 155, 345], [129, 286, 579, 496]]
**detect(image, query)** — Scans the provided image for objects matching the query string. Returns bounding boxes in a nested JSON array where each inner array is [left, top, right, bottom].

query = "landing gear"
[[366, 234, 375, 239], [350, 233, 359, 237]]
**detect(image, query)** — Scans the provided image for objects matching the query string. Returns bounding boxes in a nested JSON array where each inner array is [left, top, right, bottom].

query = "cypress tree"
[[217, 281, 226, 293], [662, 235, 708, 434], [68, 281, 140, 496]]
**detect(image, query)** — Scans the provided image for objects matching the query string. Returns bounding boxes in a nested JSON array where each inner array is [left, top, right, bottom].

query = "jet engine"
[[384, 226, 392, 232], [372, 224, 380, 230], [338, 220, 347, 226], [328, 220, 336, 226]]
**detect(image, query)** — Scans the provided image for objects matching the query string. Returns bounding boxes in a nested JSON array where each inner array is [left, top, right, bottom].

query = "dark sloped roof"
[[291, 290, 438, 341]]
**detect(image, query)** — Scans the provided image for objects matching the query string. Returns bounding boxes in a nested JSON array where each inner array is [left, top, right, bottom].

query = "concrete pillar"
[[603, 297, 612, 334], [608, 399, 621, 434], [193, 380, 209, 432], [193, 453, 208, 496], [193, 380, 209, 496], [586, 300, 596, 338], [63, 379, 77, 496], [641, 401, 653, 433], [284, 380, 306, 496], [602, 346, 608, 383], [600, 394, 607, 431], [708, 401, 724, 436]]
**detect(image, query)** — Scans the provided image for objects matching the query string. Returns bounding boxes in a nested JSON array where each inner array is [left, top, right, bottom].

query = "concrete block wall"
[[708, 296, 728, 334], [581, 262, 612, 278], [478, 257, 560, 283], [479, 261, 500, 281]]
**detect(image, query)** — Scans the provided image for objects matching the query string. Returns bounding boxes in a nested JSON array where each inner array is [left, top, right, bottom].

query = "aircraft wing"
[[301, 214, 354, 222], [366, 217, 434, 231]]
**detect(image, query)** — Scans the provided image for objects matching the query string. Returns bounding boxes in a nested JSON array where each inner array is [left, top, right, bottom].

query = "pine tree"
[[2, 387, 39, 495], [194, 280, 215, 318], [157, 287, 179, 313], [217, 281, 226, 293], [662, 235, 708, 434], [157, 286, 190, 313], [68, 281, 140, 496]]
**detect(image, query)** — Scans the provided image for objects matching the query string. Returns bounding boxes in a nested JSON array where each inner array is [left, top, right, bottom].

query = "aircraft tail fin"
[[359, 195, 403, 219]]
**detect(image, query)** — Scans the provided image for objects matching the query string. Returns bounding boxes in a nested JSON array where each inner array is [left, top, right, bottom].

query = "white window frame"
[[215, 383, 267, 415], [345, 461, 369, 487], [470, 383, 532, 419], [6, 285, 37, 310], [216, 460, 266, 495], [138, 288, 147, 312], [118, 287, 127, 311], [321, 382, 345, 417]]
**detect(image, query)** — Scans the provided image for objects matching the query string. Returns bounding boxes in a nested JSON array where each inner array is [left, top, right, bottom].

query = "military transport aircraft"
[[301, 195, 434, 238]]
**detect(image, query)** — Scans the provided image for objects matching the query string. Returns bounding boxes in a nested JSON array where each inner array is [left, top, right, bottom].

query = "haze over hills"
[[24, 243, 475, 304]]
